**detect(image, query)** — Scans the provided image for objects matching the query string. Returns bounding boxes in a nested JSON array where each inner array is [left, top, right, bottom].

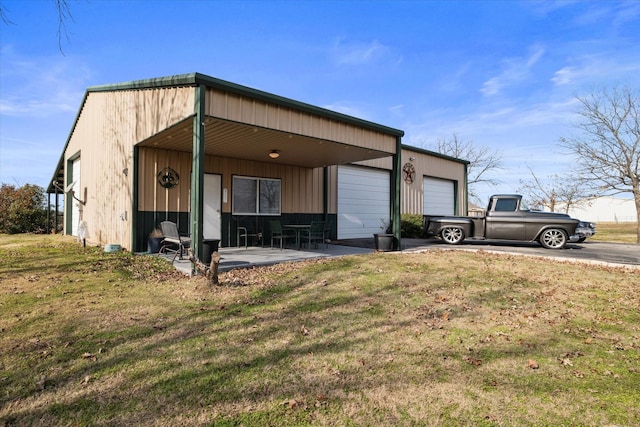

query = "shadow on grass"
[[2, 236, 639, 426]]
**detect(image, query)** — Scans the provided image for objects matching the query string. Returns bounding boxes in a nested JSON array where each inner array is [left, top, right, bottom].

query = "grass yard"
[[591, 222, 639, 244], [1, 234, 639, 426]]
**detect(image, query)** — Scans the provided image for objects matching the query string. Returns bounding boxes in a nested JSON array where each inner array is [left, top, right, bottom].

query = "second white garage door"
[[337, 165, 390, 239], [423, 177, 455, 216]]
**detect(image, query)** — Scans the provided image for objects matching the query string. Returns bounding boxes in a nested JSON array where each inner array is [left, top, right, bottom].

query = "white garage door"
[[337, 165, 390, 239], [423, 177, 454, 216]]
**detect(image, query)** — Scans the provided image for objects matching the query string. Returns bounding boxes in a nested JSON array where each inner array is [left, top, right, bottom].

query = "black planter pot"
[[147, 237, 163, 253], [202, 239, 220, 264], [373, 233, 395, 252]]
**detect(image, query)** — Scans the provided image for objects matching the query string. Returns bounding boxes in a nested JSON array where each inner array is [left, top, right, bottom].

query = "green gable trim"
[[401, 144, 470, 165]]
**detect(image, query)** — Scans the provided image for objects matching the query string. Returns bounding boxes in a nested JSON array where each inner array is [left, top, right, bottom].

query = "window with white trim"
[[232, 176, 281, 215]]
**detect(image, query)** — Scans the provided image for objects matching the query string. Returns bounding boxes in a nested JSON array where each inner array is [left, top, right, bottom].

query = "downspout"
[[392, 135, 402, 250], [191, 84, 206, 261], [323, 166, 328, 222]]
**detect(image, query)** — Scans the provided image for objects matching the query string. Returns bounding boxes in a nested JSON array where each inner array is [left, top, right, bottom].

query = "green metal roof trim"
[[402, 144, 470, 165], [47, 72, 405, 193], [89, 72, 405, 137]]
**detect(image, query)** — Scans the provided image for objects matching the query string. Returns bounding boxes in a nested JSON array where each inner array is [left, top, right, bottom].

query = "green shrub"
[[399, 214, 424, 238]]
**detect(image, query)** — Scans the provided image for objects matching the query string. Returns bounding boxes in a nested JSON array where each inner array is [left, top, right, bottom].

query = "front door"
[[204, 173, 222, 240]]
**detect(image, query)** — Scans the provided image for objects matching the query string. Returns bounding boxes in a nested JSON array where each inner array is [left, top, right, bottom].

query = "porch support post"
[[391, 135, 402, 250], [131, 146, 139, 250], [47, 193, 51, 233], [463, 162, 469, 215], [55, 190, 59, 233], [191, 84, 206, 261]]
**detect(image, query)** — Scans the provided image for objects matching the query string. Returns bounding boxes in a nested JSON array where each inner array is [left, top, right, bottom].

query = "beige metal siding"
[[354, 149, 467, 215], [206, 88, 394, 152], [64, 87, 194, 248], [402, 151, 467, 215], [138, 147, 325, 214]]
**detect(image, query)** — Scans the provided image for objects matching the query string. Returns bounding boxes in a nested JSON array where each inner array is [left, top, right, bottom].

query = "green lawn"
[[1, 234, 639, 426]]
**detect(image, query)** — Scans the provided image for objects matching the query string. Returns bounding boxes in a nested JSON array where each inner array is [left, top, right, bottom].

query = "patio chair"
[[159, 221, 191, 262], [301, 221, 326, 249], [269, 221, 293, 250], [236, 219, 262, 249]]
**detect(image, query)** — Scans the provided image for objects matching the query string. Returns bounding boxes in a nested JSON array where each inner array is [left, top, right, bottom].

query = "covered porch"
[[45, 73, 404, 257], [131, 73, 405, 259]]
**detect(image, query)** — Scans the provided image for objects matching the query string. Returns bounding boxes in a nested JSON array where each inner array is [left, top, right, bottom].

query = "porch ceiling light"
[[269, 150, 280, 159]]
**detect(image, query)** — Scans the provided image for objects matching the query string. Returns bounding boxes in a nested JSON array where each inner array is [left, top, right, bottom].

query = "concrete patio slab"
[[162, 243, 374, 275]]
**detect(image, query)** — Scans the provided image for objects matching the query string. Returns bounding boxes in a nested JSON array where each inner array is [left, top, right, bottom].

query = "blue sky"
[[1, 0, 639, 202]]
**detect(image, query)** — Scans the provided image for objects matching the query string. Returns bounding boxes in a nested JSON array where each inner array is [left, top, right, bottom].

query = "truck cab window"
[[494, 199, 518, 212]]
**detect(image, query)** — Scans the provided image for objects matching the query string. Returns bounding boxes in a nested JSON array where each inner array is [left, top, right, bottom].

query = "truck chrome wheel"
[[539, 228, 567, 249], [441, 227, 464, 244]]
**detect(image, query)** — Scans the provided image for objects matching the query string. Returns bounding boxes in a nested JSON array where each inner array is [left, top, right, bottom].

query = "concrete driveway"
[[165, 237, 638, 275], [399, 238, 640, 268]]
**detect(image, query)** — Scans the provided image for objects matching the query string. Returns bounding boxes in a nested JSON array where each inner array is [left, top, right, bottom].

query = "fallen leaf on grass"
[[527, 359, 540, 369], [560, 358, 573, 367], [463, 355, 482, 366], [282, 399, 305, 409]]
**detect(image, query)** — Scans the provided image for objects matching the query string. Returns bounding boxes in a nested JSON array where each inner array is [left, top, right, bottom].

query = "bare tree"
[[517, 166, 592, 213], [432, 133, 503, 203], [0, 2, 14, 25], [560, 86, 640, 242], [55, 0, 74, 53], [0, 0, 74, 53]]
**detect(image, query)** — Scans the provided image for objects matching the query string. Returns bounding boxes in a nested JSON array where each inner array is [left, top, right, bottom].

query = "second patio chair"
[[269, 221, 293, 250], [301, 221, 327, 249]]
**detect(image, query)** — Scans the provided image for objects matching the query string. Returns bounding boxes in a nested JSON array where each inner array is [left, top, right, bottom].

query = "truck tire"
[[441, 227, 464, 245], [539, 228, 568, 249]]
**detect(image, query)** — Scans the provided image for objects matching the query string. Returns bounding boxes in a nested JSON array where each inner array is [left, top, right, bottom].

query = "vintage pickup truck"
[[424, 194, 595, 249]]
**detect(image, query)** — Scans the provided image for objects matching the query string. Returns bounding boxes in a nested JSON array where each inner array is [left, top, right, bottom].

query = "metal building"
[[47, 73, 467, 257]]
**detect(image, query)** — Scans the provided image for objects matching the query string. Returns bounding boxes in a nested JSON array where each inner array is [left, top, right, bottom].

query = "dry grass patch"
[[591, 221, 638, 243], [1, 235, 639, 426]]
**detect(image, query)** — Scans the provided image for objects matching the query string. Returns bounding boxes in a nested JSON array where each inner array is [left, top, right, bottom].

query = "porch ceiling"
[[137, 117, 392, 168]]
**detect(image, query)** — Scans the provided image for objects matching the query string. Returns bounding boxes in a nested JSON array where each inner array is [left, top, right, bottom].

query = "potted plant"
[[147, 228, 164, 253], [373, 218, 395, 252]]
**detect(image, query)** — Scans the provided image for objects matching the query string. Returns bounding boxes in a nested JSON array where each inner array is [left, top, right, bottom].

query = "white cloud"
[[388, 104, 404, 117], [331, 38, 390, 66], [480, 45, 546, 96], [551, 53, 640, 87], [551, 67, 577, 85], [0, 47, 91, 118], [321, 101, 371, 121]]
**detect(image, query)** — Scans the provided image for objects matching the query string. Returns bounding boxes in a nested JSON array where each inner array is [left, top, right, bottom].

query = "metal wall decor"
[[402, 162, 416, 184], [158, 167, 179, 189]]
